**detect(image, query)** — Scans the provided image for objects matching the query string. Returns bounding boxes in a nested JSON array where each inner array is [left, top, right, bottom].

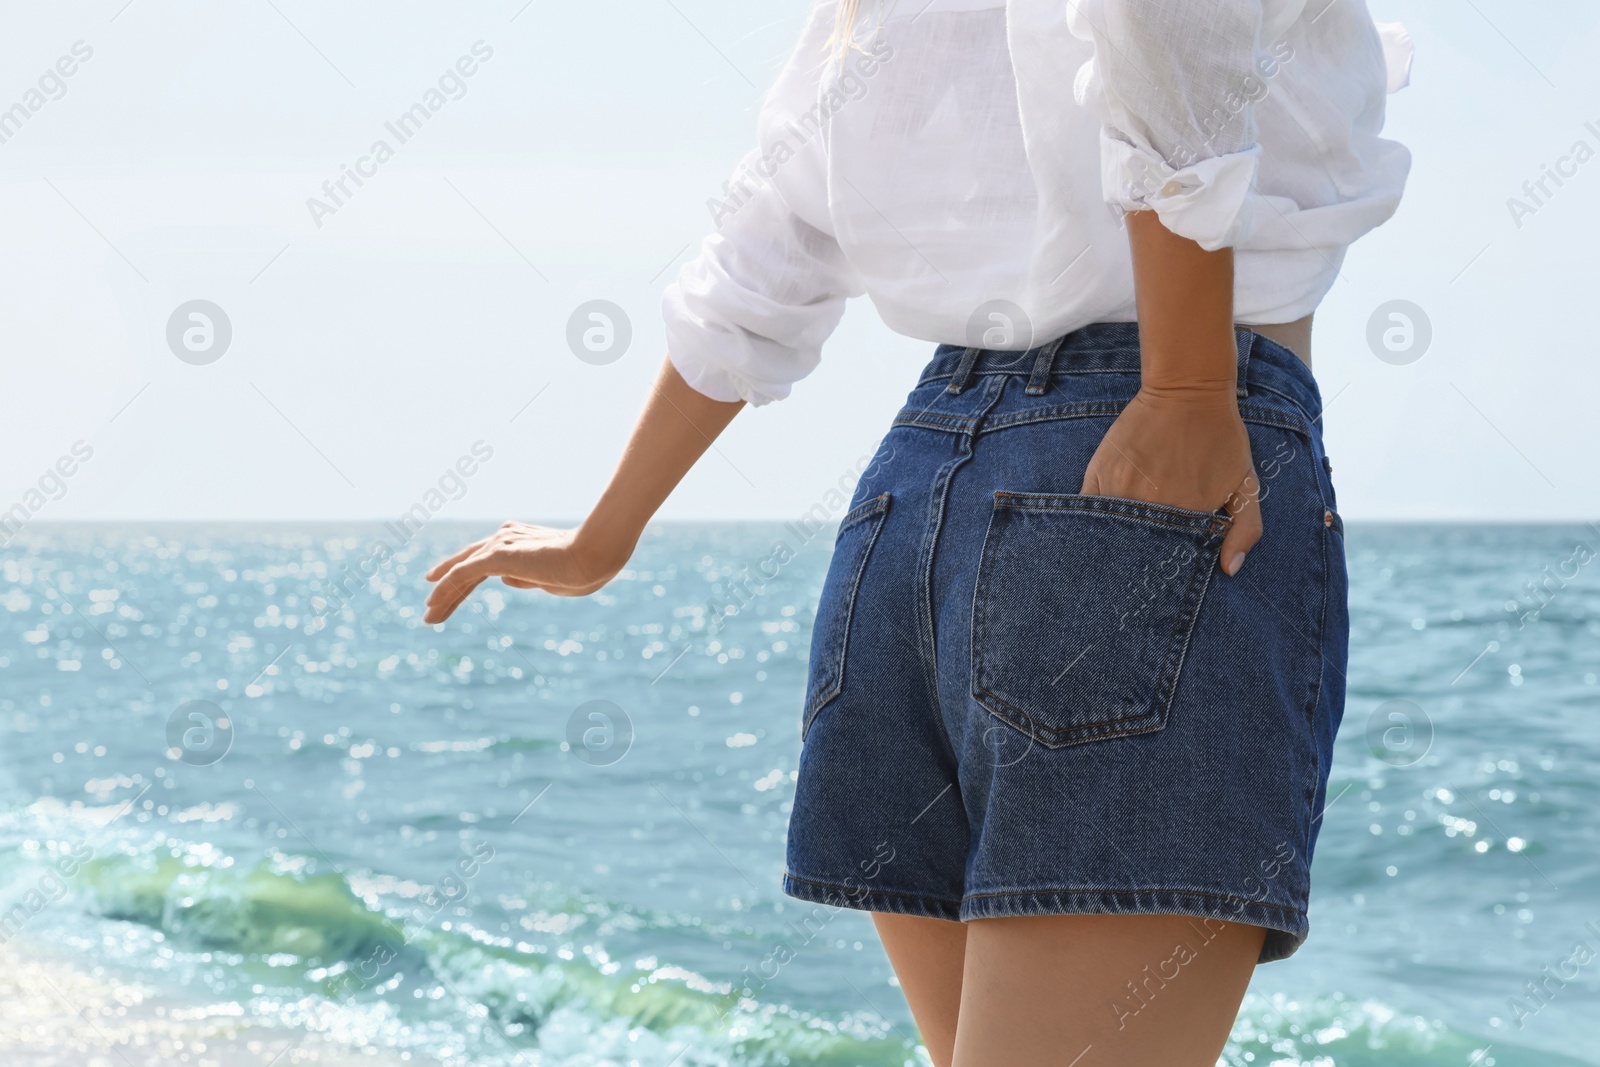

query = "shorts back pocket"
[[971, 492, 1229, 749], [802, 492, 892, 741]]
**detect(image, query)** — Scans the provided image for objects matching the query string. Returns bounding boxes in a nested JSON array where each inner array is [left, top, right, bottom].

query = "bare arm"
[[1126, 208, 1238, 391], [1078, 209, 1263, 576], [423, 354, 744, 623]]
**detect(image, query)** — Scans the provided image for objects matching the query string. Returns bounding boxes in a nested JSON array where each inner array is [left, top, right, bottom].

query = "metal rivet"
[[1324, 508, 1335, 528]]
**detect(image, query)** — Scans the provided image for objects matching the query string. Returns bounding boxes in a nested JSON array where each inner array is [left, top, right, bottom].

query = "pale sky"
[[2, 0, 1596, 524]]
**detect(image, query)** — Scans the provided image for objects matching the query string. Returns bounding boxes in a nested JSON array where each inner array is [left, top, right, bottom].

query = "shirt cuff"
[[662, 280, 799, 408], [1100, 129, 1262, 251], [664, 341, 768, 406]]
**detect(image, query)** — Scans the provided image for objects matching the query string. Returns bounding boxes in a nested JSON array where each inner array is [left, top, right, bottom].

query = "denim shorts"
[[781, 321, 1349, 964]]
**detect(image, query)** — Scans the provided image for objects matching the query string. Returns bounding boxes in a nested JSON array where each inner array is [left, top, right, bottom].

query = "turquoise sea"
[[1, 522, 1597, 1065]]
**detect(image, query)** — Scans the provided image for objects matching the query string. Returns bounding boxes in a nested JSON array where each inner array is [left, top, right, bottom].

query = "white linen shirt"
[[662, 0, 1415, 406]]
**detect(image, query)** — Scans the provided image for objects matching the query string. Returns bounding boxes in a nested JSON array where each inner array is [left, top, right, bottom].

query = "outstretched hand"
[[1078, 384, 1262, 576], [423, 522, 625, 624], [421, 355, 746, 626]]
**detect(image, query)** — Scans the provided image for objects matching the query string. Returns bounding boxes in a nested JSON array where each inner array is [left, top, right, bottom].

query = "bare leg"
[[952, 914, 1264, 1067], [872, 913, 967, 1067]]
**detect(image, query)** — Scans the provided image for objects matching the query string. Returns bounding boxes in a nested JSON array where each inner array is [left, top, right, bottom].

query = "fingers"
[[424, 556, 493, 623], [426, 537, 488, 581], [1078, 465, 1100, 497], [425, 524, 558, 623], [1219, 471, 1264, 576]]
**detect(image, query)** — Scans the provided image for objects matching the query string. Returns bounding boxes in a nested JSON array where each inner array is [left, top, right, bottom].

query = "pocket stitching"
[[1148, 544, 1221, 733], [970, 397, 1313, 443], [837, 491, 891, 532], [993, 492, 1233, 537], [971, 499, 1225, 749], [801, 493, 892, 740], [972, 556, 1213, 744]]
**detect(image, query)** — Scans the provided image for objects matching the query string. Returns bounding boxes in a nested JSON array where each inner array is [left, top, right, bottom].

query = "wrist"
[[1136, 378, 1238, 405], [1137, 333, 1239, 395], [572, 519, 638, 576]]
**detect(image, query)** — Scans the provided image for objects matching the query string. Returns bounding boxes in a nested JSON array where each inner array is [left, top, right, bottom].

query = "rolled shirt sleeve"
[[663, 165, 861, 406], [662, 2, 863, 407], [1068, 0, 1301, 250]]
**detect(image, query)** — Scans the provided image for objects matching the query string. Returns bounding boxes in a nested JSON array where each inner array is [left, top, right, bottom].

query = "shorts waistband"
[[919, 321, 1323, 424]]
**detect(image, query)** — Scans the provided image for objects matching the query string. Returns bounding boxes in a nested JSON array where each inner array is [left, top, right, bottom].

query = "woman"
[[424, 1, 1413, 1062]]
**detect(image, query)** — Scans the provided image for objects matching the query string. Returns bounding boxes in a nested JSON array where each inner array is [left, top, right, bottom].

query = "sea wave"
[[0, 830, 1577, 1067]]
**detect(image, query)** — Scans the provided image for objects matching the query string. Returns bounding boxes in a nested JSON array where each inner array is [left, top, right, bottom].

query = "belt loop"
[[1024, 335, 1066, 396], [946, 346, 981, 394], [1234, 327, 1253, 400]]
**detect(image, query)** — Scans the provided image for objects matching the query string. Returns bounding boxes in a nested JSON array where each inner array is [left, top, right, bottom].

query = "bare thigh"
[[955, 914, 1264, 1067], [873, 912, 1263, 1067], [873, 913, 967, 1067]]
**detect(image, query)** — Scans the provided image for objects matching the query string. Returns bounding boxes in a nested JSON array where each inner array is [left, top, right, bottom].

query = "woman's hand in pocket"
[[423, 523, 628, 623], [1078, 383, 1262, 576]]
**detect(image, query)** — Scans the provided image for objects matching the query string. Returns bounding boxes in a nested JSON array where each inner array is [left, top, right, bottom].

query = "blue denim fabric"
[[782, 321, 1349, 964]]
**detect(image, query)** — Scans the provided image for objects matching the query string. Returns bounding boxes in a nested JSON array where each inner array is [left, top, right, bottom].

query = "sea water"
[[0, 522, 1596, 1066]]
